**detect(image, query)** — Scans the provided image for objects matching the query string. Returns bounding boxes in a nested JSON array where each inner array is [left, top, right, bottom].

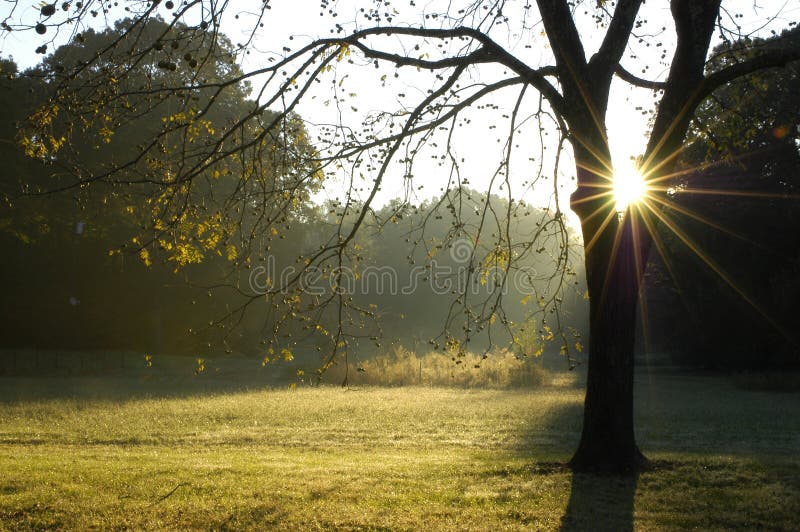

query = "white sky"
[[2, 0, 797, 227]]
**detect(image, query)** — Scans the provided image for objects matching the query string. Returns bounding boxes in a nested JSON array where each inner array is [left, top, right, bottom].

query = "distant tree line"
[[0, 21, 588, 364], [3, 21, 798, 374]]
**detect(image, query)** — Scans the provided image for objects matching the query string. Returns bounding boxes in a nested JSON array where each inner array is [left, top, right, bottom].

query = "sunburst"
[[613, 159, 648, 212], [571, 137, 797, 354], [627, 150, 799, 353]]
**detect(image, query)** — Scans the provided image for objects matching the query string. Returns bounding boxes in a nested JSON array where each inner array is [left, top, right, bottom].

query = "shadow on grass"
[[520, 396, 638, 531], [559, 472, 638, 531], [0, 372, 290, 403], [518, 395, 583, 456]]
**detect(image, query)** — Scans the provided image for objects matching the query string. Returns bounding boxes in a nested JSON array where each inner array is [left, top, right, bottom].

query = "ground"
[[0, 369, 798, 530]]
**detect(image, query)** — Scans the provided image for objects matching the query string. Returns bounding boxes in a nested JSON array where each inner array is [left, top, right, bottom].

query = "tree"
[[0, 19, 324, 356], [3, 1, 799, 471], [644, 28, 800, 370]]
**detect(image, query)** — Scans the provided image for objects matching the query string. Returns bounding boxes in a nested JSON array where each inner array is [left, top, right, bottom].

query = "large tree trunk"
[[541, 0, 723, 474], [568, 164, 652, 473]]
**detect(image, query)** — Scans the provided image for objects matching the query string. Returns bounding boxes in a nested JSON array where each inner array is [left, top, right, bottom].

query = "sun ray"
[[636, 204, 707, 370], [570, 196, 617, 227], [638, 206, 686, 309], [583, 206, 620, 254], [569, 188, 614, 205], [644, 140, 798, 188], [597, 214, 627, 307], [645, 203, 794, 343], [640, 85, 707, 175], [630, 204, 655, 360], [630, 203, 649, 282], [574, 159, 615, 183], [645, 193, 765, 248], [659, 187, 800, 200], [597, 83, 800, 363], [640, 144, 686, 182]]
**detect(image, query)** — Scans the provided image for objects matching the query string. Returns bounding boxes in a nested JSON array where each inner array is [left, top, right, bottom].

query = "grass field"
[[0, 370, 798, 530]]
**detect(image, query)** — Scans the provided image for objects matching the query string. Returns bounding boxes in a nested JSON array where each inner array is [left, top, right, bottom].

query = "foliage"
[[644, 28, 800, 370], [0, 21, 324, 355], [3, 58, 590, 361], [18, 18, 322, 266]]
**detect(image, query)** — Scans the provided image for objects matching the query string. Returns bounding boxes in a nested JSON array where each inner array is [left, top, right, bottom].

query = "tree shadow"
[[559, 471, 638, 531], [517, 391, 583, 458], [517, 393, 638, 531]]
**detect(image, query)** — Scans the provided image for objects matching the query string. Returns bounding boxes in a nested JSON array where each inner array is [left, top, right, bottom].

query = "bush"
[[324, 346, 549, 388]]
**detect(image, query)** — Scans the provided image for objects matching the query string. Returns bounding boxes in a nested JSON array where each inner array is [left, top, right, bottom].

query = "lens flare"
[[613, 161, 647, 212]]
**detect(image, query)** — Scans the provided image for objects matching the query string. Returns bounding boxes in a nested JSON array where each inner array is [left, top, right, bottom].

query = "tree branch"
[[536, 0, 588, 75], [321, 77, 526, 161], [614, 65, 666, 90], [589, 0, 644, 82], [337, 26, 566, 117], [698, 48, 800, 103], [350, 43, 493, 70], [338, 64, 468, 249]]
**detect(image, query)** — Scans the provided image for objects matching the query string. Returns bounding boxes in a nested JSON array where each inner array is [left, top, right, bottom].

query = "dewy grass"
[[0, 372, 798, 530]]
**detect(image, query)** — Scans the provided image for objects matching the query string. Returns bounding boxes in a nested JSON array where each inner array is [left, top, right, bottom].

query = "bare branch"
[[614, 65, 667, 90], [589, 0, 644, 83], [699, 47, 800, 103]]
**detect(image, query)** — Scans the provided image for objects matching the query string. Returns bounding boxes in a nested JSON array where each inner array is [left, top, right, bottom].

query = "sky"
[[1, 0, 797, 226]]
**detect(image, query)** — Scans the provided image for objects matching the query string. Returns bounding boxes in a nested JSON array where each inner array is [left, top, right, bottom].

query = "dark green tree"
[[0, 19, 323, 355], [645, 28, 800, 370]]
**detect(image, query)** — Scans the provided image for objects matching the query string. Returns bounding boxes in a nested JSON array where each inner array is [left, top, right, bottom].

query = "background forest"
[[1, 22, 799, 376]]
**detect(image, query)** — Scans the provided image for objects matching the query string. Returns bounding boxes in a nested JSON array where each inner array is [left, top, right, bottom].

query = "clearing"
[[0, 370, 798, 530]]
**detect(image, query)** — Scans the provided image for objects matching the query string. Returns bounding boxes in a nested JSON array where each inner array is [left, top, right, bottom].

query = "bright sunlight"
[[613, 160, 647, 212]]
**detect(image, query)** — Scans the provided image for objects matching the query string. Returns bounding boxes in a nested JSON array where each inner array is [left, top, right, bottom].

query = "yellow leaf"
[[139, 248, 152, 267], [226, 244, 238, 261]]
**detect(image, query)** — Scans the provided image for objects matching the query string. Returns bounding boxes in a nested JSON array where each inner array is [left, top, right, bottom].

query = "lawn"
[[0, 371, 798, 530]]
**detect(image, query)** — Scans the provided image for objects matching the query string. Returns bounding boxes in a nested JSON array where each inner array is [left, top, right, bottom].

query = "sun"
[[613, 160, 647, 212]]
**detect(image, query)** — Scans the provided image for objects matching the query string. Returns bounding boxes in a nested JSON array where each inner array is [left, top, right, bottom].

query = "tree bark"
[[569, 163, 653, 473]]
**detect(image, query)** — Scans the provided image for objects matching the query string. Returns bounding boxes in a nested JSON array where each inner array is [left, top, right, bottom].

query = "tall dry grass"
[[324, 346, 549, 388]]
